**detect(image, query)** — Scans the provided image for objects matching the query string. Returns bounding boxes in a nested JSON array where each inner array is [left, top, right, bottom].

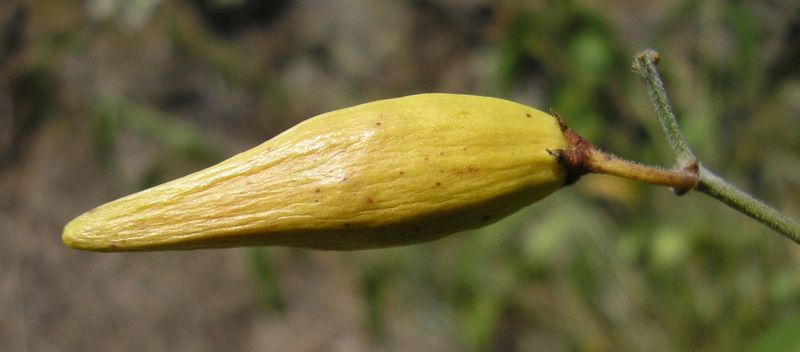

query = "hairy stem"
[[632, 49, 800, 244], [585, 150, 698, 192], [697, 166, 800, 244], [632, 50, 696, 167], [549, 117, 698, 194]]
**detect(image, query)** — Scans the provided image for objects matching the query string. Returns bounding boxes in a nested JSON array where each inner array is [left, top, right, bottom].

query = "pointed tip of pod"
[[62, 218, 92, 251], [61, 211, 138, 252], [62, 214, 110, 252]]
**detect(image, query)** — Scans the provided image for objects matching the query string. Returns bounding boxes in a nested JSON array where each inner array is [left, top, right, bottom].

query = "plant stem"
[[584, 149, 698, 192], [631, 49, 696, 167], [548, 122, 698, 194], [697, 166, 800, 244], [631, 49, 800, 244]]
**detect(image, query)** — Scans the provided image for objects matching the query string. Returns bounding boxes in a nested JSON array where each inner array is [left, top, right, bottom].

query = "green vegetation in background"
[[91, 96, 223, 188], [498, 1, 624, 146], [1, 63, 57, 166], [361, 262, 392, 339], [14, 64, 56, 124], [750, 317, 800, 352], [248, 248, 286, 314]]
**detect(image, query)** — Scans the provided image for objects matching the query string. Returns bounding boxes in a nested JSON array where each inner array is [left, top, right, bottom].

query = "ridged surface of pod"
[[63, 94, 569, 251]]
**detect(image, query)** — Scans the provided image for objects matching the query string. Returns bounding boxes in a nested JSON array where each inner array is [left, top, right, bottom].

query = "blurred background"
[[1, 0, 799, 351]]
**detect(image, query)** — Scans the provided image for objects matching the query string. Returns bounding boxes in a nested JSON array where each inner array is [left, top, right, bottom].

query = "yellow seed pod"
[[63, 93, 570, 251]]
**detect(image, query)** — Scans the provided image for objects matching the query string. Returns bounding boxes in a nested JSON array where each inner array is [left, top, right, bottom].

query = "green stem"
[[632, 49, 800, 244], [697, 166, 800, 244], [632, 50, 696, 167]]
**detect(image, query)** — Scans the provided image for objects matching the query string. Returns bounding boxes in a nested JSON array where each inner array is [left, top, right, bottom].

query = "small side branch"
[[629, 49, 800, 244], [631, 50, 696, 167]]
